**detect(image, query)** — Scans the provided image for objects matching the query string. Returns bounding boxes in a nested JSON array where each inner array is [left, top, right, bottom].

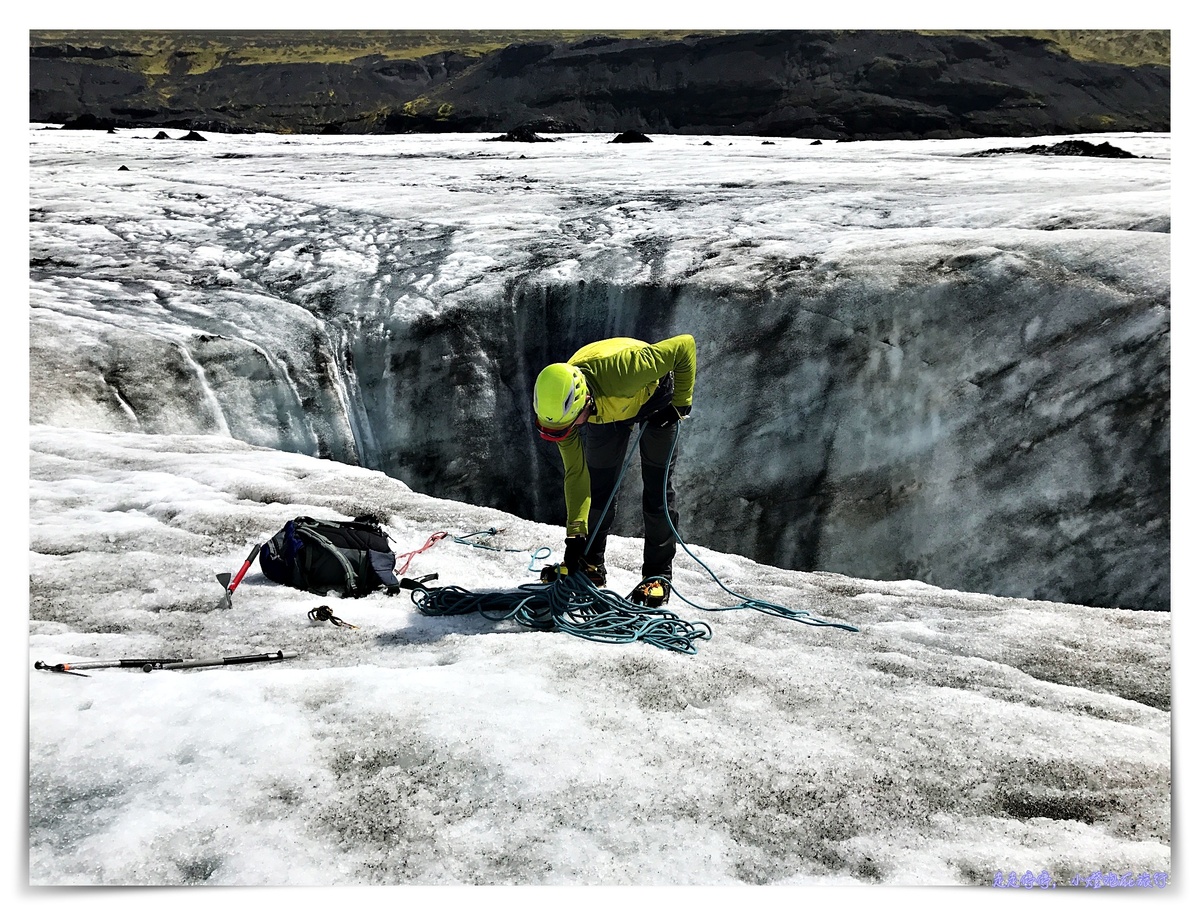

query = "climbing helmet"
[[534, 363, 589, 439]]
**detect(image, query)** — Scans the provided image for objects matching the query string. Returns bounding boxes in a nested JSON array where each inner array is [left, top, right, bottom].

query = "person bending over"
[[532, 334, 696, 607]]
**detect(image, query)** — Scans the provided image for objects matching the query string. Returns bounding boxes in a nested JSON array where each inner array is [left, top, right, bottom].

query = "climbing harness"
[[411, 420, 857, 652]]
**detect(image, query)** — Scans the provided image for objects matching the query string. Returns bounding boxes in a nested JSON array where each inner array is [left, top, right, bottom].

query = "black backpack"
[[259, 516, 401, 598]]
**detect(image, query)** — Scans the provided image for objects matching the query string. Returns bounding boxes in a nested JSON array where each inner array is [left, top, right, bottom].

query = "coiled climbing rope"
[[415, 576, 712, 654], [411, 421, 857, 652]]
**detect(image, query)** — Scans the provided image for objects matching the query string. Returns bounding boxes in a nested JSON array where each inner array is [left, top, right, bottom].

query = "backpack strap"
[[294, 521, 360, 595]]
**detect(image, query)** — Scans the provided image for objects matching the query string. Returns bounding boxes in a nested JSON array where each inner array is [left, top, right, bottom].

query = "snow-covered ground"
[[18, 85, 1180, 903], [27, 426, 1169, 890], [27, 127, 1171, 309]]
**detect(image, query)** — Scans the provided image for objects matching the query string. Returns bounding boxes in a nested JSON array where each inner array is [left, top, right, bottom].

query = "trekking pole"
[[34, 650, 297, 675], [151, 650, 298, 672], [216, 543, 262, 609], [34, 657, 184, 677]]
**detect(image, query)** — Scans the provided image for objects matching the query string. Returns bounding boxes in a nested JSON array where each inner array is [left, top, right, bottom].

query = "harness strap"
[[295, 523, 360, 595]]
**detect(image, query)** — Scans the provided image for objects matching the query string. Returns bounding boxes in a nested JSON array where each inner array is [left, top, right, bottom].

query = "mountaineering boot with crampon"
[[540, 562, 568, 583], [583, 561, 606, 587], [630, 577, 671, 608], [539, 561, 606, 586]]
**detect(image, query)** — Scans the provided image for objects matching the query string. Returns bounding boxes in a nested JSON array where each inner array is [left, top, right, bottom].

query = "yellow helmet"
[[533, 363, 589, 437]]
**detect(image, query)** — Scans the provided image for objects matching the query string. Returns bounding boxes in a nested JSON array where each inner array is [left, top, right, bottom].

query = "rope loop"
[[396, 531, 448, 575]]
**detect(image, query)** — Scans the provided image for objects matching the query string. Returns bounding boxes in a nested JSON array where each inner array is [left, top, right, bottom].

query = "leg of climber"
[[582, 420, 633, 585], [632, 421, 679, 606]]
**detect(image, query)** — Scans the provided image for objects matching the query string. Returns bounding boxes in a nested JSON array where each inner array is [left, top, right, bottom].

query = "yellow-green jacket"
[[556, 335, 696, 536]]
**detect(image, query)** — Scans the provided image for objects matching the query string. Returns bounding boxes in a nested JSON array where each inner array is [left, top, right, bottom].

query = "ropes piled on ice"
[[413, 575, 713, 654], [409, 423, 858, 653]]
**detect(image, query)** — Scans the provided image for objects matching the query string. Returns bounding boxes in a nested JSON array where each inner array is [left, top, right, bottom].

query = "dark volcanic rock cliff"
[[30, 30, 1169, 139]]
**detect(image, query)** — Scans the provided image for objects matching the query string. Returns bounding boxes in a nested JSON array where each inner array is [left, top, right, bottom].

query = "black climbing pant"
[[583, 420, 680, 581]]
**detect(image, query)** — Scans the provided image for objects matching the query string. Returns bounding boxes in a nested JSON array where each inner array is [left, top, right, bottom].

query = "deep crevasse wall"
[[30, 232, 1168, 610], [336, 234, 1168, 611]]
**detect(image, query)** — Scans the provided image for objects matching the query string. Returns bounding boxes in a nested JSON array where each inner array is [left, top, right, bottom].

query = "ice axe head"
[[214, 543, 260, 610]]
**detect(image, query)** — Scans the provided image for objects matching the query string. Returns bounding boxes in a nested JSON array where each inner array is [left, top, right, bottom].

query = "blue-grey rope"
[[450, 527, 552, 571], [651, 424, 859, 632], [411, 417, 858, 650]]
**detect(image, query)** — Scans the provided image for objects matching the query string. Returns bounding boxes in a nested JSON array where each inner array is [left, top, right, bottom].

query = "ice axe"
[[216, 543, 262, 609]]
